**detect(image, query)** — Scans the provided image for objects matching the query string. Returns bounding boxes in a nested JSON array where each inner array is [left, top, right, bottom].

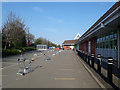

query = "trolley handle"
[[18, 57, 26, 62]]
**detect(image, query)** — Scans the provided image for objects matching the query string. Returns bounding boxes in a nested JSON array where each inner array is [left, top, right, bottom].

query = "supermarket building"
[[75, 2, 120, 68]]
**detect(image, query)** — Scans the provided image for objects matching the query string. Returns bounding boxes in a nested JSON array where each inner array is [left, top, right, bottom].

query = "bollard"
[[79, 51, 81, 56], [107, 57, 113, 84], [91, 54, 94, 68], [77, 51, 79, 55], [82, 52, 85, 60], [88, 54, 90, 65], [80, 51, 82, 58], [77, 51, 79, 56], [82, 52, 84, 60], [84, 53, 87, 62], [97, 54, 101, 74], [86, 54, 88, 63], [83, 52, 85, 61], [81, 52, 83, 59], [73, 48, 74, 51]]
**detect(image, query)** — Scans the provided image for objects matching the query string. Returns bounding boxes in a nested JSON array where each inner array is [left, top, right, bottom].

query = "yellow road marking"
[[54, 78, 75, 80], [32, 58, 35, 60]]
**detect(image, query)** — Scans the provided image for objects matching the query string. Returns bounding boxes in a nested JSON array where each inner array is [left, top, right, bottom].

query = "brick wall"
[[86, 41, 88, 52], [90, 38, 96, 55], [79, 38, 96, 55], [79, 42, 83, 51], [79, 41, 88, 53]]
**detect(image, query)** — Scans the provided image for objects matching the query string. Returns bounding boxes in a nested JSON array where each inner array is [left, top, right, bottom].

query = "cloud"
[[32, 6, 43, 13], [45, 16, 64, 24]]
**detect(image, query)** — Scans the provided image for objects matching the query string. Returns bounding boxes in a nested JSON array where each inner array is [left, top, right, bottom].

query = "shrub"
[[22, 47, 36, 51], [2, 47, 36, 57], [2, 49, 22, 57]]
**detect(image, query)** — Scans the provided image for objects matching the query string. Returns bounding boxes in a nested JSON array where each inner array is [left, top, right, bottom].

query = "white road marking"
[[2, 64, 18, 70]]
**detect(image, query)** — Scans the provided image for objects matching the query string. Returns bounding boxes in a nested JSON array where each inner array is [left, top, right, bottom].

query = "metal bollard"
[[80, 52, 82, 57], [84, 53, 87, 62], [91, 54, 94, 68], [77, 51, 79, 56], [81, 52, 83, 59], [107, 57, 113, 84], [82, 52, 85, 60], [83, 52, 85, 60], [77, 51, 79, 55], [88, 54, 90, 65], [82, 52, 83, 59], [79, 51, 80, 56], [86, 54, 88, 62], [97, 54, 101, 74]]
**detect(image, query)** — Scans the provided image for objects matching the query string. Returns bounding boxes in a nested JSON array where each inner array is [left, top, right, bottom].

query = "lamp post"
[[26, 27, 30, 47]]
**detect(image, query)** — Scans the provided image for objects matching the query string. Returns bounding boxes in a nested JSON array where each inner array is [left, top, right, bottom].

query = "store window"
[[103, 42, 105, 48], [105, 41, 109, 48], [114, 33, 117, 38], [106, 35, 109, 40], [114, 40, 117, 49], [96, 32, 117, 49], [110, 34, 113, 39], [109, 40, 113, 49]]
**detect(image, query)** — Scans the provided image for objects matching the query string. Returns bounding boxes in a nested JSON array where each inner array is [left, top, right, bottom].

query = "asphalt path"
[[2, 50, 101, 88]]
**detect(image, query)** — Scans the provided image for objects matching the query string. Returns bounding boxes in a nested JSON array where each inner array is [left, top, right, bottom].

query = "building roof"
[[74, 33, 81, 40], [76, 1, 120, 44], [62, 40, 77, 45]]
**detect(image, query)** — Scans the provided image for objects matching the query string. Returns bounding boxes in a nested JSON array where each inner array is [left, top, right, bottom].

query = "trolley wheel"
[[23, 73, 25, 76]]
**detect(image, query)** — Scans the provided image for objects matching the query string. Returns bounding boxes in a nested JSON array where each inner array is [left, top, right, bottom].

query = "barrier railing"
[[75, 49, 120, 89]]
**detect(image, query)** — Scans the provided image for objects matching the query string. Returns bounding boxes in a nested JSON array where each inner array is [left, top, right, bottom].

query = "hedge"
[[2, 49, 22, 57], [22, 47, 36, 51], [2, 47, 36, 57]]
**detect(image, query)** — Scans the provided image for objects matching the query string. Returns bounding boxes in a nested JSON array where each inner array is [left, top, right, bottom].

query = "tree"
[[35, 38, 42, 45], [35, 37, 57, 47], [28, 33, 35, 43], [58, 45, 61, 48], [2, 12, 27, 49]]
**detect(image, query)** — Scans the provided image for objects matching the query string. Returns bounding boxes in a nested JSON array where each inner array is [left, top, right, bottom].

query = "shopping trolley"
[[17, 56, 32, 75]]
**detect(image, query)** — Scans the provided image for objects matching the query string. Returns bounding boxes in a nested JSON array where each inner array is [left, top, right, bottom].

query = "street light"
[[101, 22, 105, 28], [26, 27, 30, 47]]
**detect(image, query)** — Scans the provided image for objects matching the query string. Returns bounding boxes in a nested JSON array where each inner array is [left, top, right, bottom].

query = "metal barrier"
[[76, 50, 116, 85], [91, 54, 94, 69], [97, 54, 101, 74], [107, 57, 113, 84]]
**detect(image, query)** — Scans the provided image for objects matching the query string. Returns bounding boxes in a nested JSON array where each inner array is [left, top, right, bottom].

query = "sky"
[[2, 2, 115, 45]]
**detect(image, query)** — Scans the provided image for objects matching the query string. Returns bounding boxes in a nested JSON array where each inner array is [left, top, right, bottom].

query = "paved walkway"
[[3, 50, 101, 88]]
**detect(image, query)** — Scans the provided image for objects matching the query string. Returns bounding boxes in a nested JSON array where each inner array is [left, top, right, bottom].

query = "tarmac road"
[[2, 50, 101, 88]]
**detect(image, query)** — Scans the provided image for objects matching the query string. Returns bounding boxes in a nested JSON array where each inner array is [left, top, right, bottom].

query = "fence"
[[76, 50, 120, 89]]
